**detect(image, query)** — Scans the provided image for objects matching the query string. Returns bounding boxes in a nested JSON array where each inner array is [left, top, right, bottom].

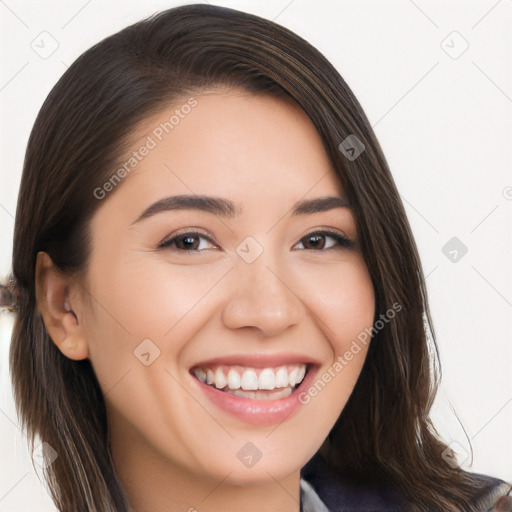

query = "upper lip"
[[190, 352, 321, 369]]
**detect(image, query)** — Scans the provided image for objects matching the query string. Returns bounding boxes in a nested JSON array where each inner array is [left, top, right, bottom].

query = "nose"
[[221, 256, 305, 338]]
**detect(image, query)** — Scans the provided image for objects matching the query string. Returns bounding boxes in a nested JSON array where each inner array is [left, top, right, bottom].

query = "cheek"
[[117, 261, 235, 350], [295, 256, 375, 350], [81, 258, 232, 380], [294, 257, 374, 424]]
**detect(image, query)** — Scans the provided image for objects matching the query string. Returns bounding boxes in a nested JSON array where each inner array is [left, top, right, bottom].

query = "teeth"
[[229, 387, 294, 400], [227, 368, 241, 390], [214, 367, 227, 389], [258, 369, 275, 390], [289, 367, 299, 387], [274, 367, 288, 388], [195, 368, 206, 382], [192, 363, 308, 393], [240, 369, 258, 390]]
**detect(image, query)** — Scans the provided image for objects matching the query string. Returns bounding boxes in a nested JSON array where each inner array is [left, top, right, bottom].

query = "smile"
[[189, 355, 319, 426], [192, 363, 308, 400]]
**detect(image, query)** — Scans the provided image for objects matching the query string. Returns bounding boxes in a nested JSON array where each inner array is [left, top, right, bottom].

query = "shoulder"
[[465, 473, 512, 511], [300, 452, 512, 512]]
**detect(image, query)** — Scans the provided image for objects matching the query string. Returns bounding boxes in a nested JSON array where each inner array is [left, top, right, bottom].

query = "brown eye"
[[302, 234, 327, 250], [295, 231, 354, 251], [159, 232, 217, 252]]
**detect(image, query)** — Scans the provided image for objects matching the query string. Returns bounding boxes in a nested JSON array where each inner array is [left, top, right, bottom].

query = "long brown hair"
[[6, 4, 486, 511]]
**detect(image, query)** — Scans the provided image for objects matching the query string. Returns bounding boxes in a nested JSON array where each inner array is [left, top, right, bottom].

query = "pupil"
[[307, 235, 324, 249], [181, 236, 198, 249]]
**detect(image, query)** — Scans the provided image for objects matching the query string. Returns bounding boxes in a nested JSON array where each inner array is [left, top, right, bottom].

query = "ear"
[[35, 252, 89, 360]]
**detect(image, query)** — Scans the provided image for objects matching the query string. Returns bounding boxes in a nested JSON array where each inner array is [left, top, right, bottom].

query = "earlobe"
[[35, 252, 89, 361]]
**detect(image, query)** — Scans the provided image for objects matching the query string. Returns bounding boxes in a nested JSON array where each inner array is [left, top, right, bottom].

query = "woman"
[[1, 4, 510, 511]]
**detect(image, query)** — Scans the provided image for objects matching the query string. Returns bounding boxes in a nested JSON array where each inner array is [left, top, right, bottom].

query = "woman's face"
[[76, 88, 375, 488]]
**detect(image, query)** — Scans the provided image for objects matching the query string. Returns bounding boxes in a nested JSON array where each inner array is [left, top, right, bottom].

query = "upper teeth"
[[193, 364, 307, 391]]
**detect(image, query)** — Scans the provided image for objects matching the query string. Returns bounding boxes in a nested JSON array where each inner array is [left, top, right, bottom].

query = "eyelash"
[[158, 229, 355, 252]]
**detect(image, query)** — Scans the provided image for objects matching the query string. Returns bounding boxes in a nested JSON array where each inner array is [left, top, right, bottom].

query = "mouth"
[[191, 362, 309, 400], [189, 354, 319, 426]]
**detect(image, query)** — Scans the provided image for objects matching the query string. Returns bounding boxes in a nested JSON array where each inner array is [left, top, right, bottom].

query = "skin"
[[36, 88, 375, 512]]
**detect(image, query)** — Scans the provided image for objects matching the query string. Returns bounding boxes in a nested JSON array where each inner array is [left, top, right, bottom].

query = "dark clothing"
[[300, 452, 512, 511]]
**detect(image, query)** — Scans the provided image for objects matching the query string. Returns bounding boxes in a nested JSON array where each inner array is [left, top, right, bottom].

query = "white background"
[[1, 1, 511, 510]]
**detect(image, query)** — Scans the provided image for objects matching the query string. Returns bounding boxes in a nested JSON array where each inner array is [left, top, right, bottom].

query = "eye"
[[158, 231, 218, 252], [293, 230, 354, 251], [158, 229, 355, 253]]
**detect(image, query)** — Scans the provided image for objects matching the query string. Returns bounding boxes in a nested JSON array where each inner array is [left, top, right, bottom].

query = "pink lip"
[[190, 363, 319, 426], [191, 352, 321, 369]]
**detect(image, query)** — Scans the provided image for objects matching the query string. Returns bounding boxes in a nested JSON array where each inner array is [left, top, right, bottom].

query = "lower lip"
[[191, 366, 318, 426]]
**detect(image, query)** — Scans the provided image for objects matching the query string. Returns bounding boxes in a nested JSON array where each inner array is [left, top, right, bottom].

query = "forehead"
[[99, 89, 345, 219]]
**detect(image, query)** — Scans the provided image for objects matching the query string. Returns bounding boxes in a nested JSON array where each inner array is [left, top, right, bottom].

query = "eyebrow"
[[132, 194, 352, 225]]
